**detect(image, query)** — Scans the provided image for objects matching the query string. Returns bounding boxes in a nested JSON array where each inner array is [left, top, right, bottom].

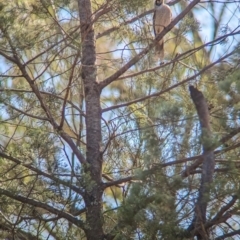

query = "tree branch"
[[99, 0, 201, 89], [96, 10, 153, 39], [3, 102, 49, 121], [102, 48, 236, 113], [96, 0, 182, 39], [0, 88, 86, 117], [206, 195, 237, 228], [0, 152, 84, 196], [215, 229, 240, 240], [103, 139, 240, 189], [19, 61, 86, 163], [115, 29, 239, 81], [0, 188, 85, 229], [59, 51, 81, 129], [182, 125, 240, 178]]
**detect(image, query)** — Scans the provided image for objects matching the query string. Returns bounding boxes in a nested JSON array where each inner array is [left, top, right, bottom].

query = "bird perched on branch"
[[153, 0, 172, 61]]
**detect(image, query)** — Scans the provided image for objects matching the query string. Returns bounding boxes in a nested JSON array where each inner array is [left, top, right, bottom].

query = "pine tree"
[[0, 0, 240, 239]]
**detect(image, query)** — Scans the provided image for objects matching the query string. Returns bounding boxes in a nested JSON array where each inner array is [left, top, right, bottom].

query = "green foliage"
[[178, 16, 200, 36], [118, 0, 148, 13]]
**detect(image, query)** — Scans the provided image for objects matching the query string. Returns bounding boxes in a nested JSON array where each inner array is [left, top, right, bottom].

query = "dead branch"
[[189, 86, 215, 239]]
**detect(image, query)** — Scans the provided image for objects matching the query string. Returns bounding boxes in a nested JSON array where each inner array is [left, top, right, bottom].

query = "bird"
[[153, 0, 172, 61]]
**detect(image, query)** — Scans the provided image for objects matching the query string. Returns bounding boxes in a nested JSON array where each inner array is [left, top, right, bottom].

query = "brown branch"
[[206, 196, 237, 228], [0, 74, 23, 78], [43, 2, 80, 51], [104, 139, 240, 189], [215, 141, 240, 155], [102, 49, 236, 113], [96, 10, 153, 39], [0, 152, 83, 196], [0, 50, 17, 63], [3, 102, 49, 121], [71, 207, 86, 216], [59, 51, 81, 129], [23, 26, 79, 66], [215, 229, 240, 240], [2, 37, 55, 124], [0, 88, 86, 117], [103, 154, 202, 189], [1, 52, 86, 163], [103, 175, 133, 188], [99, 0, 201, 89], [113, 29, 240, 82], [0, 187, 85, 229], [96, 0, 181, 39], [92, 0, 112, 24], [182, 125, 240, 178], [0, 221, 41, 240], [190, 211, 235, 239]]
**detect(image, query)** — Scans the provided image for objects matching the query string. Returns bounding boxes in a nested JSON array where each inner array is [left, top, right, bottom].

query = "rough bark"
[[78, 0, 103, 239], [189, 86, 215, 239]]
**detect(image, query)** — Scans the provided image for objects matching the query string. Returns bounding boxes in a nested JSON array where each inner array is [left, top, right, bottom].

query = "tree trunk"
[[78, 0, 104, 239]]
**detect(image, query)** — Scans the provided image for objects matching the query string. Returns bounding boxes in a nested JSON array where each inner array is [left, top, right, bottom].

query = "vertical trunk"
[[189, 86, 215, 239], [78, 0, 103, 239]]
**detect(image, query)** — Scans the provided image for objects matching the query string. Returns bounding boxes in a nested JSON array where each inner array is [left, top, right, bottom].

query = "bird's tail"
[[155, 39, 164, 60]]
